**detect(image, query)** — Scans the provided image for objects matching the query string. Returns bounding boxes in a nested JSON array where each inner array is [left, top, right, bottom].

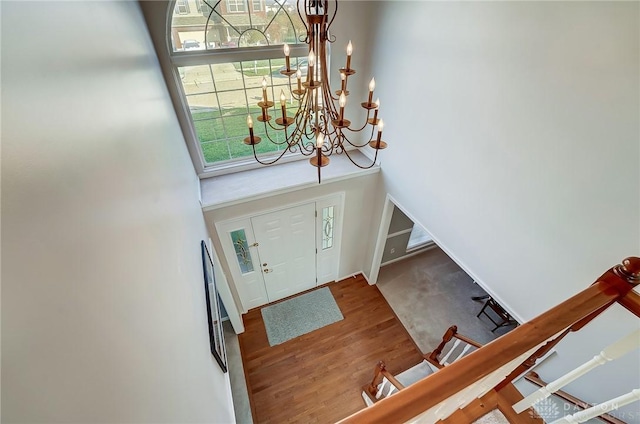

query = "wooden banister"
[[618, 289, 640, 318], [339, 258, 639, 424], [380, 369, 405, 393], [524, 372, 626, 424], [367, 361, 405, 398]]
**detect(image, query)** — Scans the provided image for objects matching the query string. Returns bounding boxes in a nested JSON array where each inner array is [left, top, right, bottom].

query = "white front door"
[[251, 202, 316, 302]]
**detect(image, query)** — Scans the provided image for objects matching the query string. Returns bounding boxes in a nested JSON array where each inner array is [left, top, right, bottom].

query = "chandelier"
[[244, 0, 386, 183]]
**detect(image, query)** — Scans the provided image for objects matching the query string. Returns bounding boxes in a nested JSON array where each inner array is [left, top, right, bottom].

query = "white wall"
[[1, 2, 234, 423], [368, 1, 639, 420]]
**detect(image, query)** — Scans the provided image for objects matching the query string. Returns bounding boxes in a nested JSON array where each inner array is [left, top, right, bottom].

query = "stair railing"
[[513, 329, 640, 414], [338, 257, 640, 424], [522, 372, 627, 424], [426, 325, 482, 369], [365, 361, 406, 403]]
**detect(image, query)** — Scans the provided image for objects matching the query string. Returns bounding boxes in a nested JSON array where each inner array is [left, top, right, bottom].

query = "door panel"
[[216, 219, 268, 311], [252, 203, 316, 302]]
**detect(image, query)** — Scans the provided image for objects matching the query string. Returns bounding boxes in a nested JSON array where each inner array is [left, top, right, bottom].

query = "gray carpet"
[[261, 287, 344, 346]]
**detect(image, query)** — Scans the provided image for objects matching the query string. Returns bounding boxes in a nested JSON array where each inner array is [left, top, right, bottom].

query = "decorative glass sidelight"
[[230, 229, 254, 274], [322, 206, 335, 250]]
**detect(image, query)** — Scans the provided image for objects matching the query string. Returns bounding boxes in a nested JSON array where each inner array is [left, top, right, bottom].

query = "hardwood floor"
[[238, 275, 425, 424]]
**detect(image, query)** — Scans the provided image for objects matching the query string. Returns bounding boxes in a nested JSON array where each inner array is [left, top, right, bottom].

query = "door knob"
[[263, 263, 267, 266], [263, 268, 272, 273]]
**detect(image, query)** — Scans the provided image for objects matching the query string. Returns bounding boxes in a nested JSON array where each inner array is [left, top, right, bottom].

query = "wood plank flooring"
[[238, 275, 425, 424]]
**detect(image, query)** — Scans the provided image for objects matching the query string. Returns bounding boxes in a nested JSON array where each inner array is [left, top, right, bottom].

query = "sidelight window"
[[230, 229, 254, 274]]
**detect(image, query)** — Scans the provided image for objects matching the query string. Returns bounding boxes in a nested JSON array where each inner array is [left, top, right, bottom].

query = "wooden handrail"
[[618, 289, 640, 318], [380, 369, 405, 393], [338, 258, 639, 424], [495, 300, 615, 390], [524, 372, 626, 424]]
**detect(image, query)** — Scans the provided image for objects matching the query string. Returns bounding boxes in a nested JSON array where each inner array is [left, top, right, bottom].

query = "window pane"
[[230, 229, 254, 274], [322, 206, 335, 250], [179, 65, 214, 95], [171, 0, 305, 52], [194, 118, 225, 143], [187, 93, 221, 120]]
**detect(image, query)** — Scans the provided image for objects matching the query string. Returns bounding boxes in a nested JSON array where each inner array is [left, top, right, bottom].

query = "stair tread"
[[395, 360, 435, 387], [472, 409, 510, 424]]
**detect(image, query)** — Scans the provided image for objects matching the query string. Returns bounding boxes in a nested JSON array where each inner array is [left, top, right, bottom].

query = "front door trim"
[[215, 192, 345, 312]]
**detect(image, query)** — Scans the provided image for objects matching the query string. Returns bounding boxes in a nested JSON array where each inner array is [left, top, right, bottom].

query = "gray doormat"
[[261, 287, 344, 346]]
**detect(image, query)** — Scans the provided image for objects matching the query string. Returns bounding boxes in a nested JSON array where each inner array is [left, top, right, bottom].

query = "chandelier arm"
[[341, 137, 373, 149], [251, 143, 292, 166], [340, 146, 379, 170], [345, 109, 374, 133], [260, 119, 293, 145], [298, 2, 310, 43], [325, 0, 338, 41]]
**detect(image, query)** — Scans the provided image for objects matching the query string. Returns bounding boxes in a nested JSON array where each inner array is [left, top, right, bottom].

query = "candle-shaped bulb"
[[316, 132, 324, 148], [296, 69, 302, 80], [378, 119, 384, 132], [346, 40, 353, 56], [341, 72, 346, 81], [369, 77, 376, 92], [280, 89, 286, 106], [284, 43, 290, 57], [246, 115, 253, 129], [339, 92, 347, 108], [262, 77, 267, 89], [375, 98, 380, 109], [308, 50, 316, 67]]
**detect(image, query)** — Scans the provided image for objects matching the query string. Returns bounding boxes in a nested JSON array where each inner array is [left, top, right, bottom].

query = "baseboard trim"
[[380, 243, 438, 267], [338, 271, 368, 283]]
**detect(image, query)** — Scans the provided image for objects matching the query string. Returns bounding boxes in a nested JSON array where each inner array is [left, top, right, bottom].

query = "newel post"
[[614, 257, 640, 285], [368, 361, 386, 397]]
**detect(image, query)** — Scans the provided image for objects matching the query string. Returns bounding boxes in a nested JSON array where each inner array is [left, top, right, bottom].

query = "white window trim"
[[170, 41, 311, 177]]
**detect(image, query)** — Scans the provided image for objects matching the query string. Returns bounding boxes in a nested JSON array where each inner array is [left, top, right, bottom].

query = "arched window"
[[169, 0, 308, 171]]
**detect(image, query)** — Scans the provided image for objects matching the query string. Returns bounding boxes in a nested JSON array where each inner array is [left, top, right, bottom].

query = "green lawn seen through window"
[[193, 108, 304, 164]]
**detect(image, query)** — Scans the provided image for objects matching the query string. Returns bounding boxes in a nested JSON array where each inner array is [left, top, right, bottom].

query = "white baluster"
[[376, 378, 388, 399], [453, 343, 473, 363], [550, 389, 640, 424], [440, 339, 461, 365], [387, 381, 398, 397], [514, 329, 640, 413]]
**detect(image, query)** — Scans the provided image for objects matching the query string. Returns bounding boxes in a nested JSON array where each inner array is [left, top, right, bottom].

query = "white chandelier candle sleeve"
[[308, 50, 315, 83], [346, 40, 353, 71], [284, 43, 290, 71], [373, 98, 380, 122], [316, 132, 324, 149], [513, 329, 640, 414], [376, 119, 384, 145], [247, 115, 254, 140], [244, 115, 260, 145], [280, 90, 287, 120], [262, 77, 268, 103], [368, 77, 375, 104], [339, 92, 346, 122]]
